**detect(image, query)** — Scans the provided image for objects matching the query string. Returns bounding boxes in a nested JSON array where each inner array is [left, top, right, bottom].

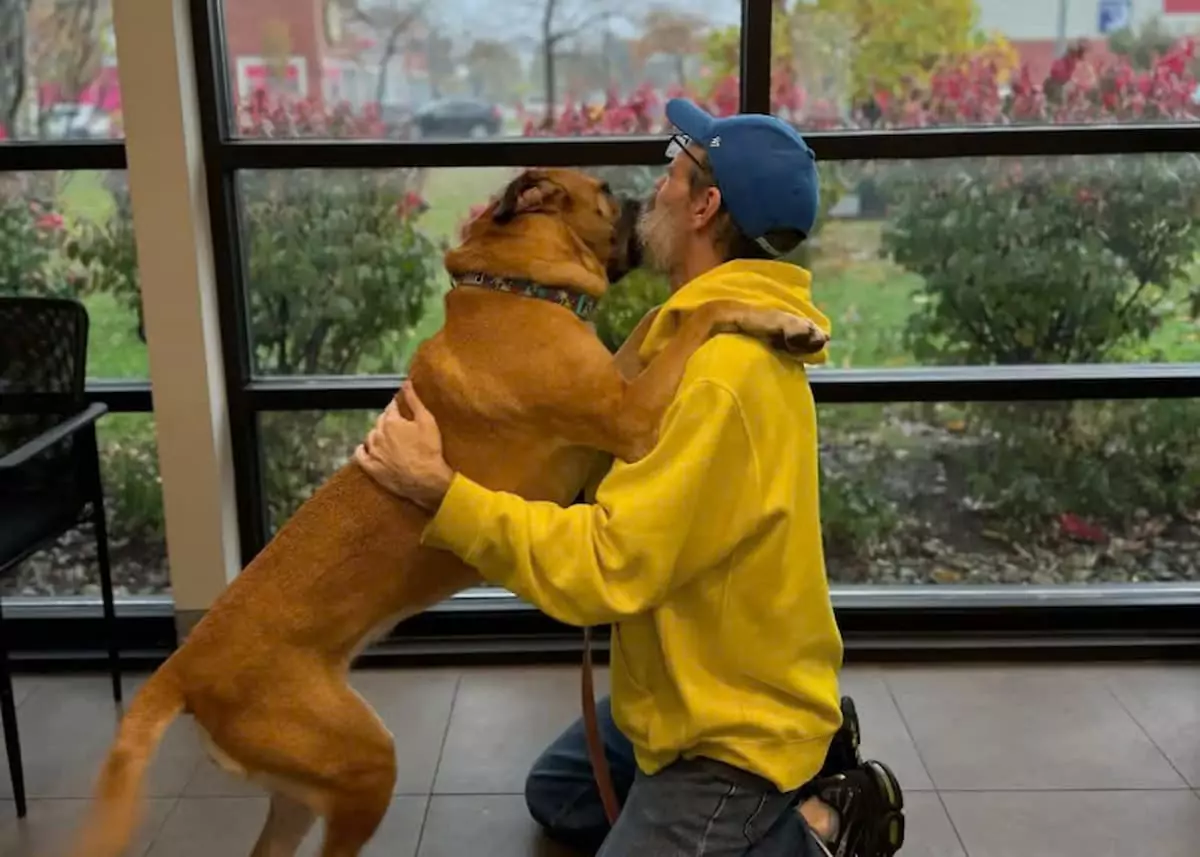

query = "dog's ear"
[[493, 170, 564, 224]]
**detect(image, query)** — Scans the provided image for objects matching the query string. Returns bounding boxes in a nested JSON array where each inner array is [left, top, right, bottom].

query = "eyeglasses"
[[665, 134, 709, 176]]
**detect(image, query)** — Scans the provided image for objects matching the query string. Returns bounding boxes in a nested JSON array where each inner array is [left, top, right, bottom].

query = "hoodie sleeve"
[[421, 379, 754, 626]]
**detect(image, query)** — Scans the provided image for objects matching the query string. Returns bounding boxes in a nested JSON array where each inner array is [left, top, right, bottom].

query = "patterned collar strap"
[[453, 272, 599, 322]]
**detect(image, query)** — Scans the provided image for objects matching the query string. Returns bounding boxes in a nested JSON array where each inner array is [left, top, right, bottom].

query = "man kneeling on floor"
[[355, 99, 906, 856]]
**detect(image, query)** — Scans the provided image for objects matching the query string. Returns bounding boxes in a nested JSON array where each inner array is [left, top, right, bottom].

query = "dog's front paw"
[[738, 310, 828, 356], [771, 315, 828, 355]]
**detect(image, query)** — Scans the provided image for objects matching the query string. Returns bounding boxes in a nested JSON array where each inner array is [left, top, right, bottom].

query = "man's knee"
[[523, 763, 563, 829], [525, 763, 609, 850]]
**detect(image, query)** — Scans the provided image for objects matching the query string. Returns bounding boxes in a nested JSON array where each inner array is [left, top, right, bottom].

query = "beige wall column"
[[112, 0, 241, 629]]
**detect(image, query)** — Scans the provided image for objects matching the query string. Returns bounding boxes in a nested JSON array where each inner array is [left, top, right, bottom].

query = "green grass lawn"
[[809, 220, 924, 369], [85, 291, 149, 377], [394, 167, 516, 367]]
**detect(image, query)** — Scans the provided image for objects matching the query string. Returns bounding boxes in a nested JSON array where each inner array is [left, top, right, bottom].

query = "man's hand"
[[354, 381, 454, 512]]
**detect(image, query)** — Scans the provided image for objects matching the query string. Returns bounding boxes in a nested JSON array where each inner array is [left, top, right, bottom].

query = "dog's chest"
[[409, 324, 601, 500]]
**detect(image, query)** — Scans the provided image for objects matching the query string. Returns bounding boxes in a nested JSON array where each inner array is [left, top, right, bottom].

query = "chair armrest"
[[0, 402, 110, 471]]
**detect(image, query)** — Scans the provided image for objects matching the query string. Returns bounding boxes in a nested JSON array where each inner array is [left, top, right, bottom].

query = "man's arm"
[[422, 378, 755, 627]]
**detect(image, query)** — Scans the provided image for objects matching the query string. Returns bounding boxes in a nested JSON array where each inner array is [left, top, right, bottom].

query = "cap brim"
[[665, 99, 716, 144]]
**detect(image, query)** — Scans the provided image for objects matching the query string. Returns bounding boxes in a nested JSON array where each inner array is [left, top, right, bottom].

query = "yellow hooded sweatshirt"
[[423, 259, 843, 792]]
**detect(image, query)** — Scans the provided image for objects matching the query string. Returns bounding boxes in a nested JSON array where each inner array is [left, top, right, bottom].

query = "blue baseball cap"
[[664, 99, 819, 257]]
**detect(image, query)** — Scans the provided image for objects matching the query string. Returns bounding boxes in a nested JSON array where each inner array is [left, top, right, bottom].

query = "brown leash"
[[581, 626, 622, 826]]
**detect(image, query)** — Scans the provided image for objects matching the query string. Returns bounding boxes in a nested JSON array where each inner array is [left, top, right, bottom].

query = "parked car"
[[412, 98, 502, 139]]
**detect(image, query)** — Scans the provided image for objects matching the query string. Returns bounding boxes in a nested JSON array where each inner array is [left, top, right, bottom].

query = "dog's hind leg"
[[316, 780, 394, 857], [249, 793, 317, 857], [201, 678, 397, 857]]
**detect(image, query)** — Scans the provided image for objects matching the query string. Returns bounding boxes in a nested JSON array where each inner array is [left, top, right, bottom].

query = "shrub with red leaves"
[[880, 38, 1200, 539], [881, 38, 1200, 369], [0, 189, 68, 299], [236, 91, 388, 139]]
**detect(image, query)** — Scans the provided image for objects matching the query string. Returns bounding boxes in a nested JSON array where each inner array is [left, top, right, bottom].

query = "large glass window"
[[259, 397, 1200, 590], [2, 413, 168, 600], [201, 0, 1200, 637], [771, 0, 1200, 130], [0, 169, 163, 601], [0, 170, 145, 378], [221, 0, 742, 139], [236, 154, 1200, 381], [819, 400, 1200, 586], [0, 0, 122, 141]]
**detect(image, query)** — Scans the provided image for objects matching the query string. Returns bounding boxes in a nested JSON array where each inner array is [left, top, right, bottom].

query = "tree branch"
[[549, 8, 623, 45]]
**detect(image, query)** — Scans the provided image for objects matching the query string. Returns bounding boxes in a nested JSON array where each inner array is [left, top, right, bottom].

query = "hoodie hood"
[[638, 260, 830, 366]]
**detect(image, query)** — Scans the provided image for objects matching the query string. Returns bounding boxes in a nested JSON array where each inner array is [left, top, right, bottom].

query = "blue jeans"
[[525, 696, 827, 856]]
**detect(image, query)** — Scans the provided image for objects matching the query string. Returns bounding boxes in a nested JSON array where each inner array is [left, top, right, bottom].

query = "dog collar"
[[453, 272, 598, 322]]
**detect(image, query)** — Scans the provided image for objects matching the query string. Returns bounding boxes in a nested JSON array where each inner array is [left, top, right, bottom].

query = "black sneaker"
[[814, 760, 905, 857], [820, 696, 863, 778]]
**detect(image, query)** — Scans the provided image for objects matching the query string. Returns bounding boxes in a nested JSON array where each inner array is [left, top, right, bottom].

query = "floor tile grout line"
[[881, 671, 973, 857], [176, 752, 208, 799], [1101, 679, 1194, 789], [877, 671, 936, 787], [137, 795, 182, 857], [414, 672, 462, 857]]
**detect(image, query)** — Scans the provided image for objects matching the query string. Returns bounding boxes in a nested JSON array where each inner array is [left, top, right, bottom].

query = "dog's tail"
[[68, 666, 186, 857]]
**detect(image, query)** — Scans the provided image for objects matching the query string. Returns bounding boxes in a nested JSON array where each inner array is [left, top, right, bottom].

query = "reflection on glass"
[[237, 155, 1200, 378], [260, 401, 1200, 589], [772, 2, 1200, 130], [0, 171, 146, 379], [221, 0, 742, 139], [1, 414, 169, 599], [0, 2, 121, 141]]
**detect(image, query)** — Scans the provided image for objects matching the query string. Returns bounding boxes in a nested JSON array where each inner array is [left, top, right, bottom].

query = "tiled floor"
[[1, 663, 1198, 855]]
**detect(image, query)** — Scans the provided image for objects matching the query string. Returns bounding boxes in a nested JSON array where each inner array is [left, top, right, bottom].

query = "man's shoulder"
[[684, 334, 804, 393]]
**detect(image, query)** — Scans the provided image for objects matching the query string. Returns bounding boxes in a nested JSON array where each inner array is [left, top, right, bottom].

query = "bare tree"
[[349, 0, 429, 106], [537, 0, 621, 123]]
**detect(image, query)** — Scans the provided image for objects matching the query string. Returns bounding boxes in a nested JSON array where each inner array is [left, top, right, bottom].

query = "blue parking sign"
[[1098, 0, 1131, 33]]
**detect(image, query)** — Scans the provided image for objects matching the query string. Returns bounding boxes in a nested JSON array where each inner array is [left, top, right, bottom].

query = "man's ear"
[[493, 170, 563, 223], [691, 185, 723, 229]]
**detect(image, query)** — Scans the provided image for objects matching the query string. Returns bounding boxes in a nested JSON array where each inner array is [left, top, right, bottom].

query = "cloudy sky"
[[436, 0, 742, 45]]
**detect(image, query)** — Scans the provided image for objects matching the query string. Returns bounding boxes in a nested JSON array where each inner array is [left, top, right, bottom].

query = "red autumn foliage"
[[522, 36, 1200, 137], [236, 90, 387, 139], [1059, 512, 1108, 544], [235, 91, 430, 217]]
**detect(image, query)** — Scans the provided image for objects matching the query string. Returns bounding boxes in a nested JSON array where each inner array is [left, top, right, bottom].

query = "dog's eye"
[[600, 182, 612, 196]]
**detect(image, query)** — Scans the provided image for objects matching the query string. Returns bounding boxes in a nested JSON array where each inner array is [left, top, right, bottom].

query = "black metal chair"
[[0, 296, 122, 819]]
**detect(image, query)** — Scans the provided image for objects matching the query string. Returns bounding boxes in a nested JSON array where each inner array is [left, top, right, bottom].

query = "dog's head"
[[461, 168, 643, 290]]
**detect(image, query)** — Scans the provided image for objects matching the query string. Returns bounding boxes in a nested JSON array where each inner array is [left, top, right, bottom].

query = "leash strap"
[[454, 272, 598, 322], [582, 626, 622, 826]]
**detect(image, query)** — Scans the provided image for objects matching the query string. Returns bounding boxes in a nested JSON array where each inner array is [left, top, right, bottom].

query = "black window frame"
[[188, 0, 1200, 658], [4, 0, 1199, 665]]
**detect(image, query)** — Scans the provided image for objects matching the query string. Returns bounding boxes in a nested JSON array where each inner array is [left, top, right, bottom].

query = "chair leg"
[[86, 426, 122, 704], [0, 605, 27, 818]]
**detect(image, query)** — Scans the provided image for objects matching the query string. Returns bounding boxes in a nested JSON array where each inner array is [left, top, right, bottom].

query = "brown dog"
[[69, 168, 828, 857]]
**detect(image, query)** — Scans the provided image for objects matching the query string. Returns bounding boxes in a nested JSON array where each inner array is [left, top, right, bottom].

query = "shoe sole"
[[865, 759, 906, 856]]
